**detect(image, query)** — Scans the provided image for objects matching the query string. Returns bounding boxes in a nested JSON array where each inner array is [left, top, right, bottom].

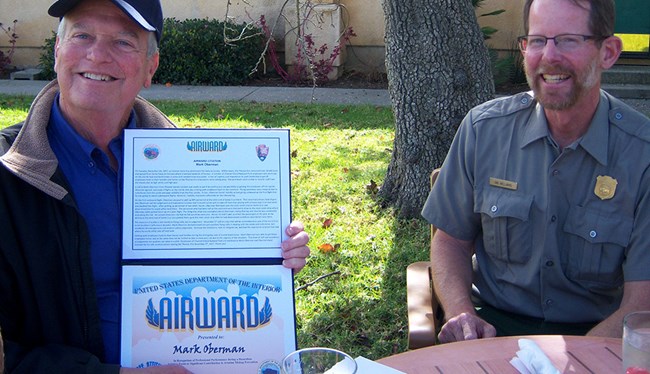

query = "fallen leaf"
[[322, 218, 333, 228], [343, 167, 349, 173], [291, 150, 298, 158], [165, 82, 172, 87], [318, 243, 336, 253]]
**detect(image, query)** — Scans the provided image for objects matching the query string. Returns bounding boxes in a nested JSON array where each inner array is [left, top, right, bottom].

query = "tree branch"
[[296, 270, 341, 291]]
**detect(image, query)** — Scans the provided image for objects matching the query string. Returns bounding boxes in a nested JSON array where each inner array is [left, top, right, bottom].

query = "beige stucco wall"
[[477, 0, 525, 52], [1, 0, 521, 71], [1, 0, 60, 68]]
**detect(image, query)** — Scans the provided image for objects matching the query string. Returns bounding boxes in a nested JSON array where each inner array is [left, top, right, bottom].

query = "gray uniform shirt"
[[422, 90, 650, 323]]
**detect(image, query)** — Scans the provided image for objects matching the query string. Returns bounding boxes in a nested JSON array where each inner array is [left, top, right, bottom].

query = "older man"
[[0, 0, 310, 372], [423, 0, 650, 344]]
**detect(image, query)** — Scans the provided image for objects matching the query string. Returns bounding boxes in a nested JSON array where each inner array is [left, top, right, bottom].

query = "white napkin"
[[323, 355, 405, 373], [353, 356, 406, 373], [510, 339, 561, 374]]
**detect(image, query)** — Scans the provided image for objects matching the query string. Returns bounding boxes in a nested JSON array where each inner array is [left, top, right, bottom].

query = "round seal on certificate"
[[143, 144, 160, 160], [258, 360, 281, 374]]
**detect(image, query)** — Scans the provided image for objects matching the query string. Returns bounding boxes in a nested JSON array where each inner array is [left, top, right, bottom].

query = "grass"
[[0, 94, 431, 360]]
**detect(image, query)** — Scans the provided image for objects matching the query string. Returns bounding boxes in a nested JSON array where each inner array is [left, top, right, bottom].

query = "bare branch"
[[296, 271, 341, 291]]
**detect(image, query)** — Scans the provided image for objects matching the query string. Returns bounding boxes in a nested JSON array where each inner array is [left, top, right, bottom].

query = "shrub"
[[38, 31, 57, 81], [155, 18, 265, 86], [490, 39, 527, 89], [0, 20, 18, 76]]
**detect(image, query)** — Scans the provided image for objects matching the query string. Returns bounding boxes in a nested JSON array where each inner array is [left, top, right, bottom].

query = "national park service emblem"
[[594, 175, 617, 200]]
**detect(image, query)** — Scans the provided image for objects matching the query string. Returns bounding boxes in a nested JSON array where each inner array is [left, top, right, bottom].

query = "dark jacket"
[[0, 80, 175, 373]]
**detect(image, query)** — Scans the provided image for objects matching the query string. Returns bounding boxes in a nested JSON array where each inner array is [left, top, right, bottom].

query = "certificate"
[[120, 128, 297, 373], [120, 264, 296, 373], [122, 128, 291, 260]]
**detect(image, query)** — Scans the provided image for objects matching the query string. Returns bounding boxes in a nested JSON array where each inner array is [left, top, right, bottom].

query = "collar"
[[578, 92, 610, 166], [520, 91, 610, 166], [49, 93, 136, 164]]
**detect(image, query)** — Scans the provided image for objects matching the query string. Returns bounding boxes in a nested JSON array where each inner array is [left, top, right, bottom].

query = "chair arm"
[[406, 261, 438, 349]]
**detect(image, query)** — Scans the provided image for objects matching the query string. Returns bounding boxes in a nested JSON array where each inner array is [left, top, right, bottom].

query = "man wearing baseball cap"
[[0, 1, 311, 373]]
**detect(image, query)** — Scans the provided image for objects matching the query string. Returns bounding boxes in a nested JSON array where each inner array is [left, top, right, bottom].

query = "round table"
[[377, 335, 622, 373]]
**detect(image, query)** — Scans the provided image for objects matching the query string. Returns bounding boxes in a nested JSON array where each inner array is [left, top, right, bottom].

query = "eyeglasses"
[[517, 34, 608, 53]]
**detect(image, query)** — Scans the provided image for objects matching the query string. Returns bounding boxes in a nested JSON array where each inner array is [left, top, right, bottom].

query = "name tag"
[[489, 177, 518, 190]]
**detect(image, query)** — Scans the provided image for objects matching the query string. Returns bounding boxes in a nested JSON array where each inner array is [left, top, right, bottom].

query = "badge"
[[594, 175, 617, 200]]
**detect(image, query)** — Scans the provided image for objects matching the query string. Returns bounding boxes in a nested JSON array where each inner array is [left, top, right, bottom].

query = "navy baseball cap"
[[48, 0, 163, 42]]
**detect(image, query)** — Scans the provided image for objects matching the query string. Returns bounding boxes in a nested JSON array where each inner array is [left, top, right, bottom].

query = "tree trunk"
[[380, 0, 494, 218]]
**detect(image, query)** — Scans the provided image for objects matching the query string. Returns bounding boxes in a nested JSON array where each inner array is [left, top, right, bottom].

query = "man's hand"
[[120, 364, 192, 373], [281, 221, 310, 273], [438, 312, 496, 344]]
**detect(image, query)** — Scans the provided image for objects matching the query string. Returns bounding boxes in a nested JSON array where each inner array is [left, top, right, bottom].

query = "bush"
[[155, 18, 264, 86], [37, 18, 264, 85], [0, 20, 18, 77], [490, 43, 527, 89], [38, 31, 57, 81]]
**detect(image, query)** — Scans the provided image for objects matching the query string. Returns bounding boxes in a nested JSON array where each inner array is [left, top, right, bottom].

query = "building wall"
[[0, 0, 522, 72], [477, 0, 524, 52], [1, 0, 60, 68]]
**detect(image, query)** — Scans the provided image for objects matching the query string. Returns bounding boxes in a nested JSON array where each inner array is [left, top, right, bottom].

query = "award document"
[[120, 128, 296, 373], [122, 128, 291, 260], [121, 264, 296, 373]]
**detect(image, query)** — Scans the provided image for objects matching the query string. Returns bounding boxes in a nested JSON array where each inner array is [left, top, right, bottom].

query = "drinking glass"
[[282, 347, 357, 374], [623, 311, 650, 374]]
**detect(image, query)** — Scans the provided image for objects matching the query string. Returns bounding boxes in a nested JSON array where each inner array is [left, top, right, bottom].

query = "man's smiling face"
[[54, 0, 158, 119], [523, 0, 602, 111]]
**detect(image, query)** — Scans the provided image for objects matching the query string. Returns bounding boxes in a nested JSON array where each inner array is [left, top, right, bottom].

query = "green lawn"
[[0, 94, 431, 360]]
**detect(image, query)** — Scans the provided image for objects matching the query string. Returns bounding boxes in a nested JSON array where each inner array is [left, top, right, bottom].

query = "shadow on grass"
[[294, 216, 429, 361]]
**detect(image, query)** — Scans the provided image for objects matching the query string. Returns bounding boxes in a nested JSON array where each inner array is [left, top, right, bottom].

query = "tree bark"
[[380, 0, 494, 218]]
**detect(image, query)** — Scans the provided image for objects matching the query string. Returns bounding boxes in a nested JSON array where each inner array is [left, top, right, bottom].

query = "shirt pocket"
[[475, 188, 534, 264], [563, 205, 630, 288]]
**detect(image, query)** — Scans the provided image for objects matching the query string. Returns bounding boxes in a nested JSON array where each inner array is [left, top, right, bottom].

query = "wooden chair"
[[406, 168, 442, 349]]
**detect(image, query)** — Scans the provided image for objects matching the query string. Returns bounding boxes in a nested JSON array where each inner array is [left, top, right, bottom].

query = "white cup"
[[623, 311, 650, 374], [282, 347, 357, 374]]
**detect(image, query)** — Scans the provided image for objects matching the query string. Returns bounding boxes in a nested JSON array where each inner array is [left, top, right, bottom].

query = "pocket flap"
[[476, 188, 533, 221], [564, 205, 633, 247]]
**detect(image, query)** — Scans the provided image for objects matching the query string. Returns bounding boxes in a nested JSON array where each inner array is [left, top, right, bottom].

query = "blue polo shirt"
[[47, 95, 132, 364]]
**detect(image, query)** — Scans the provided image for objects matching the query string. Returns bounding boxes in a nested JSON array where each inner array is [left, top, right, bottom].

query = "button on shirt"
[[47, 96, 132, 364], [422, 91, 650, 323]]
